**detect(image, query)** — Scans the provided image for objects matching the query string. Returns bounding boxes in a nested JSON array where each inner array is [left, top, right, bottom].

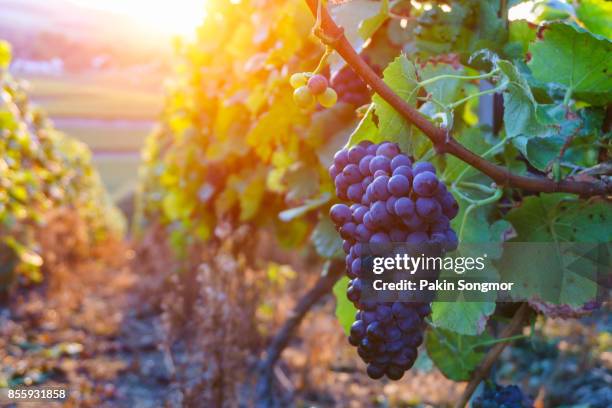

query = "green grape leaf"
[[433, 203, 512, 335], [432, 301, 496, 336], [421, 63, 465, 105], [498, 60, 550, 140], [576, 0, 612, 39], [372, 55, 420, 154], [358, 0, 390, 40], [278, 193, 331, 222], [426, 327, 492, 381], [347, 104, 381, 146], [329, 0, 382, 73], [528, 22, 612, 105], [498, 60, 595, 171], [333, 276, 357, 336], [508, 20, 536, 56], [506, 194, 612, 242], [499, 194, 612, 306], [311, 216, 344, 259], [284, 164, 320, 202]]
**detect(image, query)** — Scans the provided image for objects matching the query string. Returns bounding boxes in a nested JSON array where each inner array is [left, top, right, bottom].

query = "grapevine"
[[130, 0, 611, 405]]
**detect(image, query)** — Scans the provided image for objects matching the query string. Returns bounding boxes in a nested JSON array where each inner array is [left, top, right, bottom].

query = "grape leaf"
[[347, 104, 381, 146], [333, 276, 357, 336], [498, 60, 549, 140], [329, 0, 382, 74], [506, 194, 611, 243], [576, 0, 612, 39], [432, 203, 511, 335], [498, 60, 593, 170], [358, 0, 390, 40], [372, 55, 420, 154], [499, 194, 612, 306], [278, 193, 331, 222], [508, 20, 536, 56], [528, 22, 612, 105], [432, 301, 495, 336], [311, 216, 344, 259], [284, 164, 320, 202], [425, 327, 492, 381]]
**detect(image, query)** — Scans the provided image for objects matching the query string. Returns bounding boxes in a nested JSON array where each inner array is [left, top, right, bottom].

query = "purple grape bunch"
[[472, 383, 534, 408], [328, 140, 459, 380], [330, 56, 382, 107]]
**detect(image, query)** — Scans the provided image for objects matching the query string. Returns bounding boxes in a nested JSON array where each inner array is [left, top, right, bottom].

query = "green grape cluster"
[[290, 72, 337, 109]]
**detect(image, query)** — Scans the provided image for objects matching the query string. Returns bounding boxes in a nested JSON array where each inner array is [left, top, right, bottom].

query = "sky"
[[68, 0, 208, 37]]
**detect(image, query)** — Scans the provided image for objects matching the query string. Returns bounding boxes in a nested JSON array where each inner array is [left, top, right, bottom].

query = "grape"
[[366, 364, 386, 379], [317, 87, 338, 108], [348, 145, 367, 164], [359, 155, 374, 176], [339, 222, 357, 240], [371, 176, 390, 201], [289, 72, 307, 88], [406, 231, 429, 244], [369, 156, 391, 174], [373, 169, 388, 179], [293, 86, 315, 109], [445, 229, 458, 251], [369, 201, 390, 226], [394, 197, 415, 218], [413, 171, 439, 197], [307, 74, 328, 95], [415, 197, 442, 220], [393, 165, 413, 180], [388, 174, 411, 197], [472, 383, 533, 408], [440, 191, 459, 219], [363, 212, 377, 230], [391, 154, 412, 170], [403, 214, 426, 232], [343, 164, 362, 184], [352, 205, 368, 223], [334, 173, 348, 198], [389, 228, 407, 242], [430, 215, 450, 232], [413, 162, 436, 175], [376, 142, 400, 159], [355, 224, 371, 242], [366, 143, 378, 155], [370, 232, 390, 244], [361, 176, 373, 190], [330, 204, 352, 225], [333, 149, 349, 169], [347, 183, 364, 202], [328, 141, 460, 381], [330, 55, 382, 107], [328, 164, 339, 180]]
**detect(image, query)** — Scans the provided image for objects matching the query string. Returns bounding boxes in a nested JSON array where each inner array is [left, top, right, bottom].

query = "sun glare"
[[70, 0, 208, 37]]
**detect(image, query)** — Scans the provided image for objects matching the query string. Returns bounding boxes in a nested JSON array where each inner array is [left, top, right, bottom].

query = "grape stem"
[[417, 69, 499, 87], [302, 0, 612, 197], [454, 303, 531, 408]]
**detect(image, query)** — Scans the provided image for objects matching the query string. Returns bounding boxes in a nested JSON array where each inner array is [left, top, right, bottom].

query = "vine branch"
[[304, 0, 611, 197], [255, 260, 344, 407], [454, 303, 531, 408]]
